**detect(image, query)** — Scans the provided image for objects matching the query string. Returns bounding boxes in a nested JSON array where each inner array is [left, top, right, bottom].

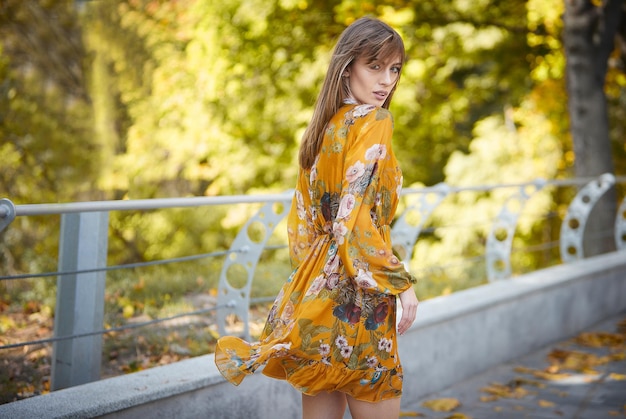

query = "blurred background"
[[1, 0, 624, 404]]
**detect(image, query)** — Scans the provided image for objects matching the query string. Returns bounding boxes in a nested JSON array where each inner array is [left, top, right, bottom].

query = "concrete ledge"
[[399, 249, 626, 403], [1, 250, 625, 418]]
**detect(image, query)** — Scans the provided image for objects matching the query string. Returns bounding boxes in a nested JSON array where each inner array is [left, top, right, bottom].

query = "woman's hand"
[[397, 287, 419, 335]]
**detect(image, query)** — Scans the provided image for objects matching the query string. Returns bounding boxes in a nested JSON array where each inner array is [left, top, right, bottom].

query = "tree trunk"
[[563, 0, 622, 256]]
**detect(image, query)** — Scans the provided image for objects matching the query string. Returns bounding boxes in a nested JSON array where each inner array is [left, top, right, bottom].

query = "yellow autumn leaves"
[[400, 318, 626, 418], [401, 397, 470, 418]]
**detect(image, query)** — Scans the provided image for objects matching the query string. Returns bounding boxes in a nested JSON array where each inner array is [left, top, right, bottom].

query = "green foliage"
[[0, 0, 98, 281], [407, 97, 564, 287], [0, 0, 97, 203], [1, 0, 626, 401], [1, 0, 624, 327]]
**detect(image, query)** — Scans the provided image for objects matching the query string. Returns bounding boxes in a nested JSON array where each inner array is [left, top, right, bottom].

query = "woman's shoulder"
[[339, 104, 393, 125]]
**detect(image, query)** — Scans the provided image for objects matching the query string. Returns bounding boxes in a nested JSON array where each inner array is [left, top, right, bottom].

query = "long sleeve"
[[287, 176, 314, 269], [332, 107, 415, 295]]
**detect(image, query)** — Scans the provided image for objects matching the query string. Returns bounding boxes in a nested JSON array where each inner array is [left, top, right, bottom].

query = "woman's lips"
[[374, 91, 388, 101]]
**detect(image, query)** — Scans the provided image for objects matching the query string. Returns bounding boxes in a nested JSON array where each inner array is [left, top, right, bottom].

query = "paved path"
[[402, 312, 626, 419]]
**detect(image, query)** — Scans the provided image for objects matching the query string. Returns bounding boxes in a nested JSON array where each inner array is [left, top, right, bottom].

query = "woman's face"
[[345, 55, 402, 107]]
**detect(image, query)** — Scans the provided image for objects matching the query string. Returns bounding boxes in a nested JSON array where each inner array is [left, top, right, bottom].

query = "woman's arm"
[[333, 107, 416, 295]]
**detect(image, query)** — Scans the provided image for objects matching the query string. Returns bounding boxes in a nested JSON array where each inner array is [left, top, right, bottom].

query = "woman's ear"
[[342, 63, 351, 78]]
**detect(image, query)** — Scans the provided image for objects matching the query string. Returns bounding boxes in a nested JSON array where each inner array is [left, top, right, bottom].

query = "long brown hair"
[[298, 17, 406, 169]]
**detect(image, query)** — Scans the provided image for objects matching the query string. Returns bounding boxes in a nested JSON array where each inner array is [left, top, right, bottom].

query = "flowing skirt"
[[214, 234, 404, 402]]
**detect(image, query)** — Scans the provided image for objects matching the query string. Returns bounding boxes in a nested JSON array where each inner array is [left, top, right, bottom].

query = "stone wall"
[[1, 250, 625, 419]]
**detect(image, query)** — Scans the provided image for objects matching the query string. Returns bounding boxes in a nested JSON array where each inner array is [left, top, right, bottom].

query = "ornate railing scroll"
[[391, 183, 450, 265], [559, 173, 615, 262], [486, 179, 546, 281], [216, 195, 292, 340]]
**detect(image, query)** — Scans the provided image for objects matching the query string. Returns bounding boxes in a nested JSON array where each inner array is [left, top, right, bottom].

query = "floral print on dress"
[[215, 103, 416, 402]]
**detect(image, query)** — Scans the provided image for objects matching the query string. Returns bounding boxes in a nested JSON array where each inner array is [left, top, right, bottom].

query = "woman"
[[215, 16, 419, 419]]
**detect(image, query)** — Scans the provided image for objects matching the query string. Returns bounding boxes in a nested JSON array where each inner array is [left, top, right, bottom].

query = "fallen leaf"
[[538, 399, 555, 408], [547, 348, 610, 372], [516, 365, 571, 381], [574, 332, 624, 348], [421, 398, 461, 412], [546, 364, 560, 374], [610, 352, 626, 362], [399, 411, 424, 417], [481, 382, 528, 399], [207, 328, 221, 340], [533, 370, 572, 381], [122, 304, 134, 319], [445, 413, 472, 419], [609, 373, 626, 381]]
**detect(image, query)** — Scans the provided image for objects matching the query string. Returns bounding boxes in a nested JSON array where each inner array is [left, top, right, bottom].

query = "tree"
[[0, 0, 97, 275], [563, 0, 625, 256], [0, 0, 96, 202]]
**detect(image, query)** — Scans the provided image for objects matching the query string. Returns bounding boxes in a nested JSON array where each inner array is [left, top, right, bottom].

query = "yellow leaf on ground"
[[122, 304, 134, 319], [547, 348, 610, 372], [538, 399, 555, 408], [574, 332, 625, 348], [533, 370, 572, 381], [609, 373, 626, 381], [445, 413, 472, 419], [515, 365, 571, 381], [610, 352, 626, 362], [399, 412, 424, 417], [421, 398, 461, 412], [208, 328, 220, 340], [481, 382, 529, 399]]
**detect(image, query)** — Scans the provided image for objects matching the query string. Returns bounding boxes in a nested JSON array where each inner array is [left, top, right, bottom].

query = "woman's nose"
[[381, 70, 392, 85]]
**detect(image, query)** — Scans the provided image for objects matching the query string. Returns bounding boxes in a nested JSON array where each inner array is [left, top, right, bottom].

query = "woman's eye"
[[371, 64, 381, 70], [391, 66, 401, 74]]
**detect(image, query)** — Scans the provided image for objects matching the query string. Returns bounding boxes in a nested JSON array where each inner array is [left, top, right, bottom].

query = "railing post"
[[0, 198, 16, 232], [51, 211, 109, 391]]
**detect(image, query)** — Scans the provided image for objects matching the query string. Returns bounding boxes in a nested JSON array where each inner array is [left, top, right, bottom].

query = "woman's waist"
[[313, 220, 391, 237]]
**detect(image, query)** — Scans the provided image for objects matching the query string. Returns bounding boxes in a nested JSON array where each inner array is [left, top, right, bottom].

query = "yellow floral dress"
[[215, 103, 416, 402]]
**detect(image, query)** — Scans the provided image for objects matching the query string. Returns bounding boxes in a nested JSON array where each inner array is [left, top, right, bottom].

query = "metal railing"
[[1, 174, 625, 393]]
